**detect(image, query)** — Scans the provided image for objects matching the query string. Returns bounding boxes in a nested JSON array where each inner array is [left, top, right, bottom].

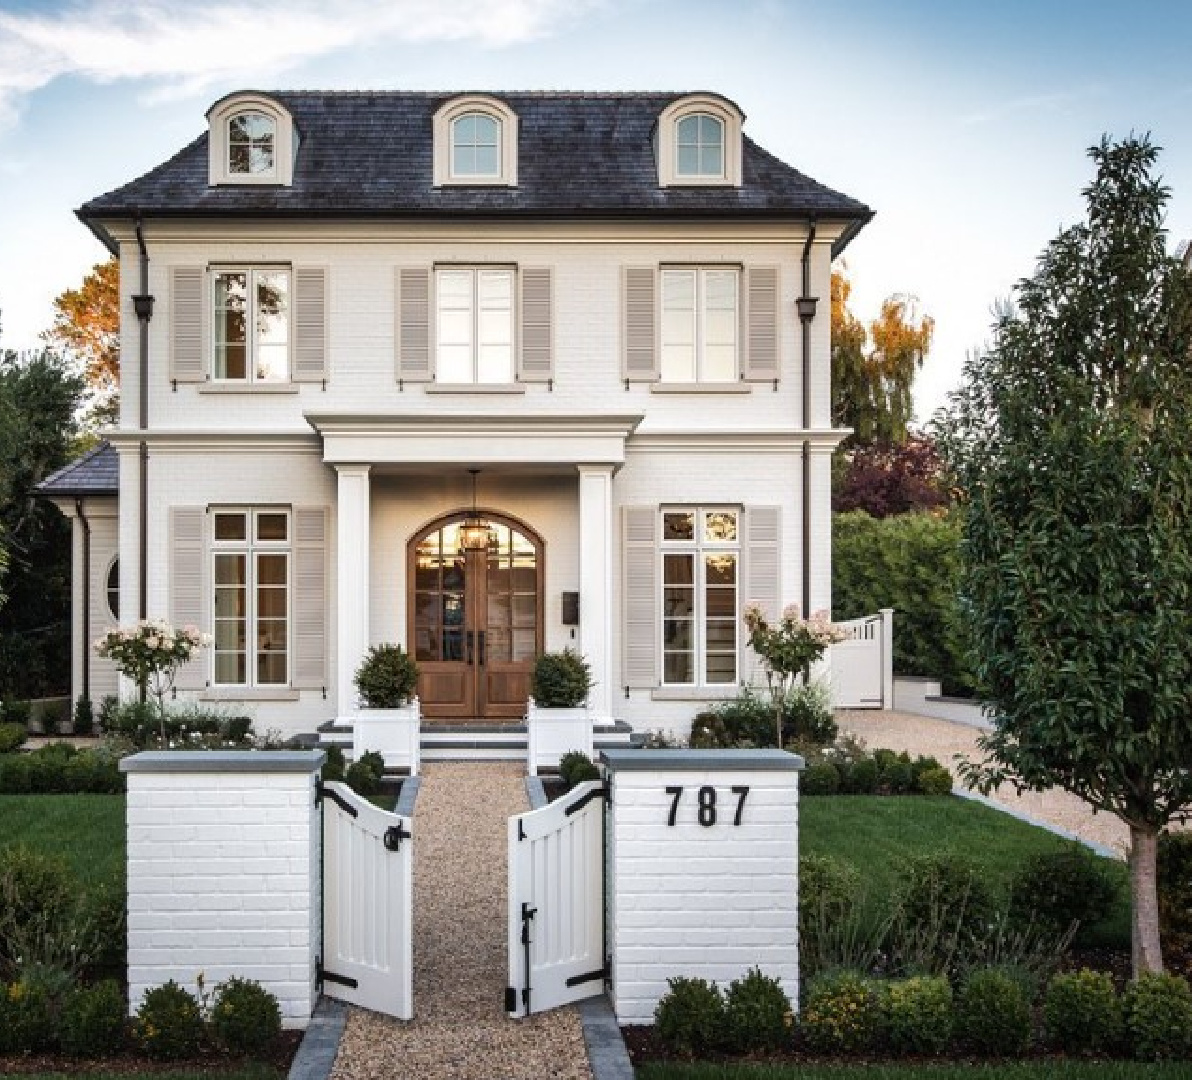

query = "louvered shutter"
[[518, 267, 553, 381], [396, 267, 432, 381], [742, 506, 781, 685], [622, 506, 658, 689], [170, 268, 206, 383], [744, 266, 779, 381], [292, 267, 328, 382], [292, 507, 328, 690], [622, 267, 658, 380], [170, 507, 207, 690]]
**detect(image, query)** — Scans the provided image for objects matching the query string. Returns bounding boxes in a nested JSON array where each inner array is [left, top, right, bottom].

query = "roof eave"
[[830, 209, 875, 259]]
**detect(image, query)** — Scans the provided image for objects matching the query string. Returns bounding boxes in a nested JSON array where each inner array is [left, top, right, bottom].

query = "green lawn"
[[637, 1064, 1192, 1080], [800, 796, 1131, 945], [0, 793, 125, 881]]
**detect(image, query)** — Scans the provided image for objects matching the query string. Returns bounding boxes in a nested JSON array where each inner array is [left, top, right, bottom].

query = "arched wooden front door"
[[409, 513, 543, 720]]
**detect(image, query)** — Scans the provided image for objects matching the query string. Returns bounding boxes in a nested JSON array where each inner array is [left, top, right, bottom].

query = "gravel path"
[[836, 709, 1137, 857], [330, 762, 592, 1080]]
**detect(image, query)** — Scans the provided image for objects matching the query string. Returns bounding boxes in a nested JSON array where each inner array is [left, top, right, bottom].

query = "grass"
[[800, 796, 1131, 946], [0, 793, 125, 881], [636, 1064, 1192, 1080]]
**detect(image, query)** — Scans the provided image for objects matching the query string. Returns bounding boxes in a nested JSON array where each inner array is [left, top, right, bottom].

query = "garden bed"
[[635, 1062, 1192, 1079], [0, 1040, 297, 1077]]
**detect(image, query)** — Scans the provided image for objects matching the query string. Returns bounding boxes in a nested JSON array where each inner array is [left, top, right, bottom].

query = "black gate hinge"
[[316, 957, 358, 990], [384, 822, 412, 851]]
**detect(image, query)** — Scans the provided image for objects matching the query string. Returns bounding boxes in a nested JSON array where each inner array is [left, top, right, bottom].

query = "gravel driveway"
[[330, 762, 592, 1080]]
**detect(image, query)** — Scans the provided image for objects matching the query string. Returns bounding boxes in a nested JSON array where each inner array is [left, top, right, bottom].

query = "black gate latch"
[[383, 822, 411, 851]]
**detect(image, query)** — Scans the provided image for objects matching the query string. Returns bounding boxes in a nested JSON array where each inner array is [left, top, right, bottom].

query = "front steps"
[[315, 717, 640, 764]]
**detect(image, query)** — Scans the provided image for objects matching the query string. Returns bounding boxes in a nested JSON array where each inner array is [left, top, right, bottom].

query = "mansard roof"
[[78, 91, 870, 245]]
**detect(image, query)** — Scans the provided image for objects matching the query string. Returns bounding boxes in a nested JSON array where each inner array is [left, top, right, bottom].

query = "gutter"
[[797, 218, 818, 618], [133, 216, 154, 631], [74, 498, 91, 704]]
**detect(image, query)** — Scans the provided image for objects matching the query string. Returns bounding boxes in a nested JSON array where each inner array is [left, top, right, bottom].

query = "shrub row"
[[691, 684, 838, 750], [321, 745, 387, 798], [0, 700, 32, 727], [98, 699, 255, 748], [0, 741, 124, 794], [137, 977, 282, 1059], [656, 967, 1192, 1062], [800, 743, 953, 797]]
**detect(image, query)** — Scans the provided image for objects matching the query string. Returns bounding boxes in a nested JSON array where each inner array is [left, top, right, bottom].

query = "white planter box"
[[526, 699, 593, 775], [352, 698, 421, 775]]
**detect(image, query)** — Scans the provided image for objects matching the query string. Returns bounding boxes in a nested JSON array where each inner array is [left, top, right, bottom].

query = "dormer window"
[[433, 95, 518, 187], [676, 114, 724, 178], [657, 94, 743, 188], [207, 91, 295, 186], [228, 111, 275, 176]]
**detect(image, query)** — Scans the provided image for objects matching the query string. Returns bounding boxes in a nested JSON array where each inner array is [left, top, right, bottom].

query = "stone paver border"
[[288, 997, 349, 1080], [953, 787, 1118, 859]]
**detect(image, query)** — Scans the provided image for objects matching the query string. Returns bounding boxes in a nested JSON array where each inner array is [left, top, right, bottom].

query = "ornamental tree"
[[743, 603, 847, 749], [95, 621, 210, 743], [936, 135, 1192, 975]]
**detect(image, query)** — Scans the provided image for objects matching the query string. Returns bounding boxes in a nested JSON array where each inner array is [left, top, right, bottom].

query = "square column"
[[578, 465, 614, 722], [336, 465, 371, 716]]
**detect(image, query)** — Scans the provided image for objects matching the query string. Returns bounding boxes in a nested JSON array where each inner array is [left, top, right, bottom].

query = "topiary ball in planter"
[[530, 649, 593, 709], [354, 644, 419, 708]]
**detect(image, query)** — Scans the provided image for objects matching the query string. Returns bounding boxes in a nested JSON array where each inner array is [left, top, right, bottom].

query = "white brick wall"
[[605, 755, 801, 1025], [122, 753, 323, 1029]]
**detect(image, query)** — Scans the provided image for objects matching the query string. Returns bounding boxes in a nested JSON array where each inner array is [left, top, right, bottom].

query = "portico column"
[[336, 465, 371, 716], [578, 465, 614, 722]]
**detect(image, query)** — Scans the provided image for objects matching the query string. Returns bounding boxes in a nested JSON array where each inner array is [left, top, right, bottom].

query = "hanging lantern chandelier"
[[458, 469, 494, 553]]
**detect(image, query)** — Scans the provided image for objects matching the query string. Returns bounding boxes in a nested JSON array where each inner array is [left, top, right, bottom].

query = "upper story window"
[[228, 111, 275, 176], [207, 91, 296, 186], [657, 94, 743, 188], [661, 267, 739, 383], [436, 267, 514, 383], [433, 95, 518, 187], [213, 268, 290, 382]]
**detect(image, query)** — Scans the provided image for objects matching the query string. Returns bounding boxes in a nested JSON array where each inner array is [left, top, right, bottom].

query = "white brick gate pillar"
[[578, 464, 614, 722], [600, 748, 804, 1025], [120, 750, 325, 1029], [336, 464, 371, 716]]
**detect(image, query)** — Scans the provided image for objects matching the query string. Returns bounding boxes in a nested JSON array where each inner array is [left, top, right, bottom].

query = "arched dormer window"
[[207, 92, 296, 186], [433, 95, 518, 187], [657, 94, 743, 188]]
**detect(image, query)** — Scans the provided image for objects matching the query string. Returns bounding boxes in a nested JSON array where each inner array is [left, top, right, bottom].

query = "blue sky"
[[0, 0, 1189, 421]]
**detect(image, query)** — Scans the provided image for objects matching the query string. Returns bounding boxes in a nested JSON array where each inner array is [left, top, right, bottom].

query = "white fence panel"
[[831, 609, 893, 709], [322, 781, 414, 1019], [507, 779, 605, 1017]]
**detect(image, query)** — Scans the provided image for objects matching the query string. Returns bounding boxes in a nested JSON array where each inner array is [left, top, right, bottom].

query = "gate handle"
[[383, 822, 411, 851]]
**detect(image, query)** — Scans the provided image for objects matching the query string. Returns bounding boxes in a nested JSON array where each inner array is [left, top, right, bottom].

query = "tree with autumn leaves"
[[45, 256, 120, 426]]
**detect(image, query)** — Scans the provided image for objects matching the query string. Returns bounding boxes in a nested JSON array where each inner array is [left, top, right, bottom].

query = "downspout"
[[74, 498, 91, 705], [796, 218, 819, 619], [132, 216, 154, 628]]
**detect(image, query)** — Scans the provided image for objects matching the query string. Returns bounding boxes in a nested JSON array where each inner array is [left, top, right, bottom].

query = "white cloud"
[[0, 0, 590, 125]]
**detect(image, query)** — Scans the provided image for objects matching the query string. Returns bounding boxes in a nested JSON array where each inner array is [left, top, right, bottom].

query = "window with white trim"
[[451, 113, 501, 178], [212, 268, 290, 382], [675, 113, 724, 178], [212, 509, 290, 687], [435, 267, 514, 383], [660, 268, 739, 382], [661, 508, 739, 685], [432, 95, 518, 187], [228, 111, 276, 176]]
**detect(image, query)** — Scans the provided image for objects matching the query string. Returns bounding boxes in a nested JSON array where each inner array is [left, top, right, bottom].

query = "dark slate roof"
[[36, 441, 118, 497], [78, 92, 871, 231]]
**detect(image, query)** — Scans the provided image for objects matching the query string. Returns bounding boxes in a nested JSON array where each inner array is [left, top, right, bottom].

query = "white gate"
[[507, 780, 606, 1017], [321, 781, 414, 1020], [831, 608, 893, 709]]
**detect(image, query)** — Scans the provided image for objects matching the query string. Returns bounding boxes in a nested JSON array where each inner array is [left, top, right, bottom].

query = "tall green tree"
[[0, 317, 85, 698], [937, 136, 1192, 976], [831, 269, 934, 447]]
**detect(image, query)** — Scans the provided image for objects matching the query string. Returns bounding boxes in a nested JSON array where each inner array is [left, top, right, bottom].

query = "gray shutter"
[[170, 267, 206, 383], [396, 267, 432, 381], [170, 506, 207, 690], [743, 506, 781, 684], [518, 267, 553, 381], [292, 267, 328, 382], [622, 267, 658, 380], [744, 266, 779, 381], [622, 506, 658, 689], [292, 507, 328, 690]]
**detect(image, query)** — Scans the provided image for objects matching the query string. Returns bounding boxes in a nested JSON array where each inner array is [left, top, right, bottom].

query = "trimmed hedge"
[[0, 743, 123, 794]]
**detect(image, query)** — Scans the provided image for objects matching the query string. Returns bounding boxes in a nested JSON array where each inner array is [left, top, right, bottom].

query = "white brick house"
[[42, 90, 871, 739]]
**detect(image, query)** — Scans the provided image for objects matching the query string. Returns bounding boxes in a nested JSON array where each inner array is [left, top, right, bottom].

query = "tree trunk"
[[1129, 822, 1164, 976]]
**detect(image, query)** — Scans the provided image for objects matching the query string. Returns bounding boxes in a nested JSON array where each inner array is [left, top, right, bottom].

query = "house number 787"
[[664, 785, 750, 827]]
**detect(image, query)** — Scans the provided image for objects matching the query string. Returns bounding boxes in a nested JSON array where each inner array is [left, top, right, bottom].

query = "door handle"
[[478, 630, 486, 667], [466, 629, 474, 666]]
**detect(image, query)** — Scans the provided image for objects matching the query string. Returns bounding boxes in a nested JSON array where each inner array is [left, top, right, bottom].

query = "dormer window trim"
[[207, 92, 296, 187], [657, 94, 744, 188], [433, 95, 519, 188]]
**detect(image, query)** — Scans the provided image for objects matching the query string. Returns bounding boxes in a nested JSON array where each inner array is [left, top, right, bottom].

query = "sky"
[[0, 0, 1189, 423]]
